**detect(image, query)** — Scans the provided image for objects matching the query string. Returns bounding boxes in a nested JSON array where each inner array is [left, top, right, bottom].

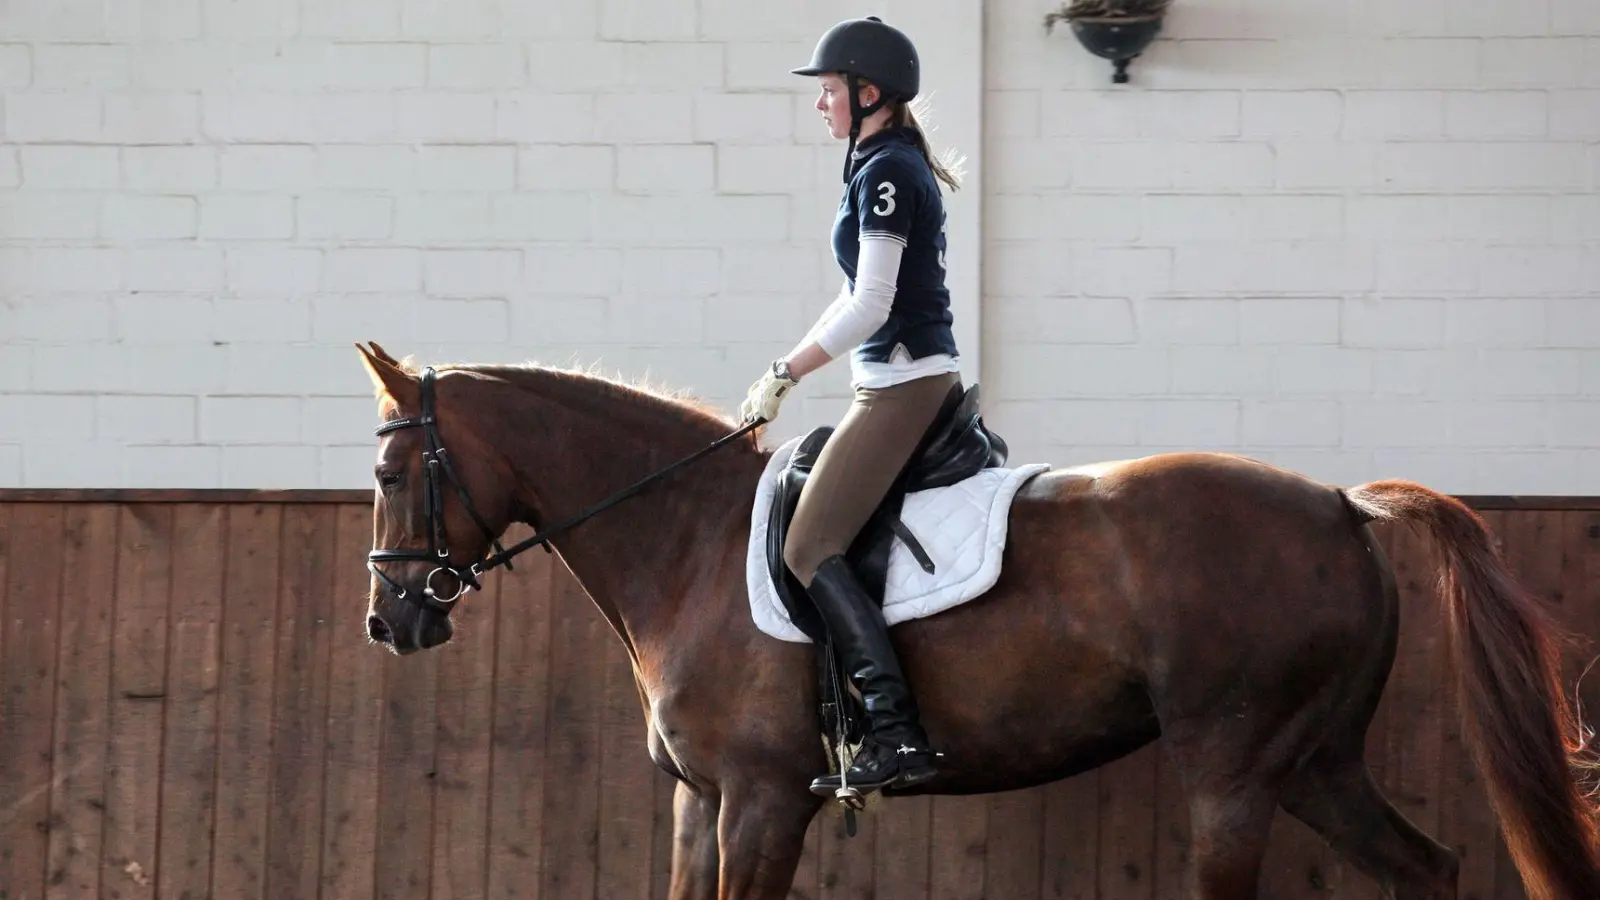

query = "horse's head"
[[356, 341, 521, 655]]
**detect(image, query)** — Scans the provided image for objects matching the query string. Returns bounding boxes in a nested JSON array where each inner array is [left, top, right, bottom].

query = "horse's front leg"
[[670, 779, 720, 900], [716, 781, 821, 900]]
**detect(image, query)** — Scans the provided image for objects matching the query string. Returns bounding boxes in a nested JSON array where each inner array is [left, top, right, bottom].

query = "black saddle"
[[762, 382, 1009, 763]]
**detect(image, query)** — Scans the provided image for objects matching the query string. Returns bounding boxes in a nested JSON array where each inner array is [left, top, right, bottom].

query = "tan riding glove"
[[740, 361, 799, 423]]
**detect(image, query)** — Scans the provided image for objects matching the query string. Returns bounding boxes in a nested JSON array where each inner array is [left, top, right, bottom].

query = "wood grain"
[[0, 497, 1591, 899]]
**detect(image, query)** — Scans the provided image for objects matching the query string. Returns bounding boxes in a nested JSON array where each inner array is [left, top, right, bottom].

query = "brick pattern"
[[2, 0, 1597, 494], [0, 0, 911, 488], [984, 0, 1600, 494]]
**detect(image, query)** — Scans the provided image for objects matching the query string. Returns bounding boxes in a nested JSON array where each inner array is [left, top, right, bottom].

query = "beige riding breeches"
[[782, 371, 963, 586]]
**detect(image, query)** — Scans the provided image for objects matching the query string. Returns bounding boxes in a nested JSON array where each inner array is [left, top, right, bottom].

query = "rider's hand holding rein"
[[741, 359, 799, 424], [741, 336, 834, 423]]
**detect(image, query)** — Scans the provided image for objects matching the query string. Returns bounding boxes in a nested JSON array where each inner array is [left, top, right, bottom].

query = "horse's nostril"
[[367, 615, 393, 644]]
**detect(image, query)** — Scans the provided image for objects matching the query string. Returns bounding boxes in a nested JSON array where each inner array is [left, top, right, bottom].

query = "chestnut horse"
[[355, 341, 1600, 900]]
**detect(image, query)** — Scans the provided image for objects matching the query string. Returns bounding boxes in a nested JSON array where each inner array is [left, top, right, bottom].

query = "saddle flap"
[[764, 426, 835, 645]]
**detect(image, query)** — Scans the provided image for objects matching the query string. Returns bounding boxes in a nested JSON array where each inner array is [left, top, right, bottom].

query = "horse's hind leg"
[[1162, 682, 1353, 897], [1161, 717, 1299, 898], [1274, 520, 1457, 898], [1174, 768, 1285, 898], [1279, 750, 1458, 899]]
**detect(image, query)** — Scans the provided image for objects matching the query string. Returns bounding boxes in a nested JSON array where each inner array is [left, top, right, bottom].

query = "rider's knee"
[[783, 537, 837, 588], [782, 538, 814, 586]]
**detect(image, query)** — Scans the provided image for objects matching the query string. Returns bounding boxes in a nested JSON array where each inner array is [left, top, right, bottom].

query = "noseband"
[[367, 365, 762, 616]]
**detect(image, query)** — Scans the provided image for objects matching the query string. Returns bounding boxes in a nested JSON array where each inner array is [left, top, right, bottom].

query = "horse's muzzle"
[[366, 607, 451, 655], [367, 614, 394, 645]]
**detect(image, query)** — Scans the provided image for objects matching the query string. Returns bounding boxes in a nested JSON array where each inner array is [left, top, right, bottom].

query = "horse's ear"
[[366, 341, 403, 367], [355, 342, 418, 406]]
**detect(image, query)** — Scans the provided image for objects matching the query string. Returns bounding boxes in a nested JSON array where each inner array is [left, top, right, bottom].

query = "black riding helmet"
[[792, 16, 921, 181]]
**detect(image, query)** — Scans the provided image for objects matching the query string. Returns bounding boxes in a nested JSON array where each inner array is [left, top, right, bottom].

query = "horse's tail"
[[1342, 480, 1600, 900]]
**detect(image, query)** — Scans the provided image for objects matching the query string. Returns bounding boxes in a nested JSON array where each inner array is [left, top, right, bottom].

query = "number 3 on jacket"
[[873, 181, 896, 217], [868, 178, 944, 270]]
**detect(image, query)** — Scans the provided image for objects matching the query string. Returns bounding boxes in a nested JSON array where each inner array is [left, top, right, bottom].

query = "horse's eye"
[[378, 470, 402, 488]]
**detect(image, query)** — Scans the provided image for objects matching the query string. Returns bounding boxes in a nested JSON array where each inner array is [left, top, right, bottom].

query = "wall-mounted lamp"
[[1043, 0, 1170, 84]]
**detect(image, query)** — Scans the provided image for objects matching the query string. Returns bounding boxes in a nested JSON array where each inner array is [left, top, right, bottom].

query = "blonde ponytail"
[[894, 96, 965, 193]]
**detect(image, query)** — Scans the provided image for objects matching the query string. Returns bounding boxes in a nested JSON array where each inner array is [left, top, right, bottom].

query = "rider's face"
[[815, 72, 880, 141]]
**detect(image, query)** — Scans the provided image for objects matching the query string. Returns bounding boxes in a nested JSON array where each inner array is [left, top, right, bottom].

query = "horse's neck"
[[502, 374, 768, 657]]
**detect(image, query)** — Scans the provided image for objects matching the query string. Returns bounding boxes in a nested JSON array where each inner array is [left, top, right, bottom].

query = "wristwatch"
[[772, 358, 797, 382]]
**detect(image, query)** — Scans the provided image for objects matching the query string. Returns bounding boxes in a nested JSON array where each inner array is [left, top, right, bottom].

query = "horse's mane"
[[387, 353, 747, 442]]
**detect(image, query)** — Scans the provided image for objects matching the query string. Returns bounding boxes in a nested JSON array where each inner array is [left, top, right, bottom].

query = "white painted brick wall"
[[983, 0, 1600, 494], [1, 0, 1594, 495], [0, 0, 976, 489]]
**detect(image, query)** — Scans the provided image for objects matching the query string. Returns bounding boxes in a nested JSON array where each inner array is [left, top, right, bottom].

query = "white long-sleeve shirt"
[[800, 234, 960, 389]]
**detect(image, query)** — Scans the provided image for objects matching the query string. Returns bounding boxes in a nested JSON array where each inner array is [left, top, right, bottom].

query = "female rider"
[[740, 15, 966, 798]]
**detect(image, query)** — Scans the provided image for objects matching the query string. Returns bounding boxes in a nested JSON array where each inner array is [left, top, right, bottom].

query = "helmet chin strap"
[[843, 72, 890, 183]]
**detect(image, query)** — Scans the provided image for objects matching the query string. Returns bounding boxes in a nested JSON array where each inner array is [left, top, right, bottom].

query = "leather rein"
[[367, 366, 761, 615]]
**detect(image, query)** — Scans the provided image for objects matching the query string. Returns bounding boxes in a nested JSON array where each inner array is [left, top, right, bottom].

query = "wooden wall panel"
[[2, 492, 1595, 900]]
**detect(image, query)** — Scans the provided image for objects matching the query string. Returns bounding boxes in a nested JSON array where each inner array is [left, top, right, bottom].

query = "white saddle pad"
[[745, 435, 1051, 644]]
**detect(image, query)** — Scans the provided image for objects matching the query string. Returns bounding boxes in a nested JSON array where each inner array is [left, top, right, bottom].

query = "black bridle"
[[367, 366, 761, 615]]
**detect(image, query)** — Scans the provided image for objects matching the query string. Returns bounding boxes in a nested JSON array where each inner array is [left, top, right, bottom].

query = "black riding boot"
[[805, 554, 939, 797]]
